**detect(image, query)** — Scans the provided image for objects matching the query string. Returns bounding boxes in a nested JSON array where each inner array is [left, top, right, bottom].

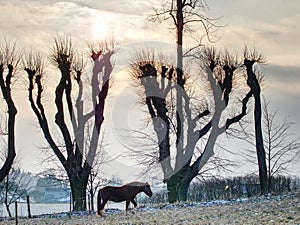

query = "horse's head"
[[143, 182, 153, 197]]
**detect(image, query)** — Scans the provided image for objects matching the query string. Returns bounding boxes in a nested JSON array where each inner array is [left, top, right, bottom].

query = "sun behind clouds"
[[91, 18, 109, 40]]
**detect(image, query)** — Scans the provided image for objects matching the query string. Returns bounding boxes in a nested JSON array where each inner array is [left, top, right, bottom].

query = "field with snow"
[[0, 193, 299, 224]]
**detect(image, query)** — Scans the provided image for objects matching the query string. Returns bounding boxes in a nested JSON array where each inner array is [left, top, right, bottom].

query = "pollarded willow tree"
[[132, 0, 268, 201], [244, 47, 268, 194], [131, 47, 253, 202], [0, 41, 19, 182], [24, 36, 116, 211], [138, 0, 224, 203]]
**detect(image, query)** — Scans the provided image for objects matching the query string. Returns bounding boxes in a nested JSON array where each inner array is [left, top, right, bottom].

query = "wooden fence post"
[[27, 195, 32, 218], [87, 194, 91, 214], [15, 201, 18, 225], [69, 192, 72, 218]]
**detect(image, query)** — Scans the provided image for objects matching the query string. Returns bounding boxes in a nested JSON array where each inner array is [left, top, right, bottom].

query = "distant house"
[[43, 188, 71, 203]]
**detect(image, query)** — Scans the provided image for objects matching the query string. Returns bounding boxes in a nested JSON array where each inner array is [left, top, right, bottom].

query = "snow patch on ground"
[[0, 192, 298, 222]]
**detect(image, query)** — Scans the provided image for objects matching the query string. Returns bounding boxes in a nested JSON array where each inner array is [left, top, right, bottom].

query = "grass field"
[[1, 193, 299, 224]]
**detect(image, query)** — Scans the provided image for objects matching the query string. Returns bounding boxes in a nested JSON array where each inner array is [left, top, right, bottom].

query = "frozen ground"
[[0, 192, 299, 224]]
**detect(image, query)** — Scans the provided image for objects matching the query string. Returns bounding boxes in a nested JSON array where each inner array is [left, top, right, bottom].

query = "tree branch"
[[25, 67, 67, 166]]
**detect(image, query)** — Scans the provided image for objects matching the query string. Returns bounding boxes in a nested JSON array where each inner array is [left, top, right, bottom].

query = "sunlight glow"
[[92, 19, 109, 40]]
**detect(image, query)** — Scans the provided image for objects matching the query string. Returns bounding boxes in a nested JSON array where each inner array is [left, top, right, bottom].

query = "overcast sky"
[[0, 0, 299, 180]]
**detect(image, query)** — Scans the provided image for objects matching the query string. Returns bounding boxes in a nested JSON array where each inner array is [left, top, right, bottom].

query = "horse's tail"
[[97, 189, 102, 216]]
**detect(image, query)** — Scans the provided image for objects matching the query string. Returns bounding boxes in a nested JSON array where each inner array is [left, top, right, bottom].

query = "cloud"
[[206, 0, 300, 67], [206, 23, 300, 67], [263, 64, 300, 131], [265, 64, 300, 96], [0, 0, 162, 52], [68, 0, 155, 16]]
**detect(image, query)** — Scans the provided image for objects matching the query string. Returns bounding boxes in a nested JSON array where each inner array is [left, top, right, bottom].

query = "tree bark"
[[166, 164, 193, 202], [69, 174, 88, 211], [166, 176, 180, 203], [254, 94, 268, 194], [178, 180, 190, 202]]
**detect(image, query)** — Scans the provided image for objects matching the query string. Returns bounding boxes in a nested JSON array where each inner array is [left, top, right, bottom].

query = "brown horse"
[[97, 181, 152, 216]]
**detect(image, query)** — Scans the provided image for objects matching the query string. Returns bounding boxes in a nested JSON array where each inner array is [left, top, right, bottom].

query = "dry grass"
[[1, 193, 299, 225]]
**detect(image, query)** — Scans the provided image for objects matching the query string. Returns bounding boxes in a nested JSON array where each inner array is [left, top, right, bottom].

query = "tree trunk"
[[4, 175, 12, 217], [0, 64, 17, 182], [90, 191, 94, 212], [5, 203, 12, 218], [166, 164, 192, 203], [166, 173, 192, 202], [245, 59, 268, 195], [166, 176, 180, 203], [70, 176, 87, 211], [178, 180, 190, 202], [254, 94, 268, 194]]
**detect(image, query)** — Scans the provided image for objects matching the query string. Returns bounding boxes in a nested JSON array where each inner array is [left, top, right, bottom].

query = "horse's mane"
[[125, 181, 148, 187]]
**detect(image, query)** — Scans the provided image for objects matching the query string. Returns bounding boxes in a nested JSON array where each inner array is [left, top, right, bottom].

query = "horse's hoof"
[[96, 210, 106, 217]]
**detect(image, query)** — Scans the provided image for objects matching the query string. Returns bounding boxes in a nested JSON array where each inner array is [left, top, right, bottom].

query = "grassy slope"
[[1, 193, 299, 224]]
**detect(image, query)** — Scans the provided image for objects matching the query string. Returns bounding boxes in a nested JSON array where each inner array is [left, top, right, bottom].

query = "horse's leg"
[[97, 191, 108, 217], [99, 198, 108, 216], [131, 199, 137, 208], [125, 200, 130, 213], [97, 191, 102, 216], [129, 199, 137, 214]]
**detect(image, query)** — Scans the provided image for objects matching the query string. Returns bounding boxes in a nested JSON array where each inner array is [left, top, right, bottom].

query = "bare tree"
[[262, 99, 300, 191], [149, 0, 220, 68], [149, 1, 220, 171], [0, 40, 19, 182], [135, 1, 235, 203], [0, 163, 31, 217], [131, 46, 252, 202], [23, 36, 116, 211], [85, 128, 109, 212]]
